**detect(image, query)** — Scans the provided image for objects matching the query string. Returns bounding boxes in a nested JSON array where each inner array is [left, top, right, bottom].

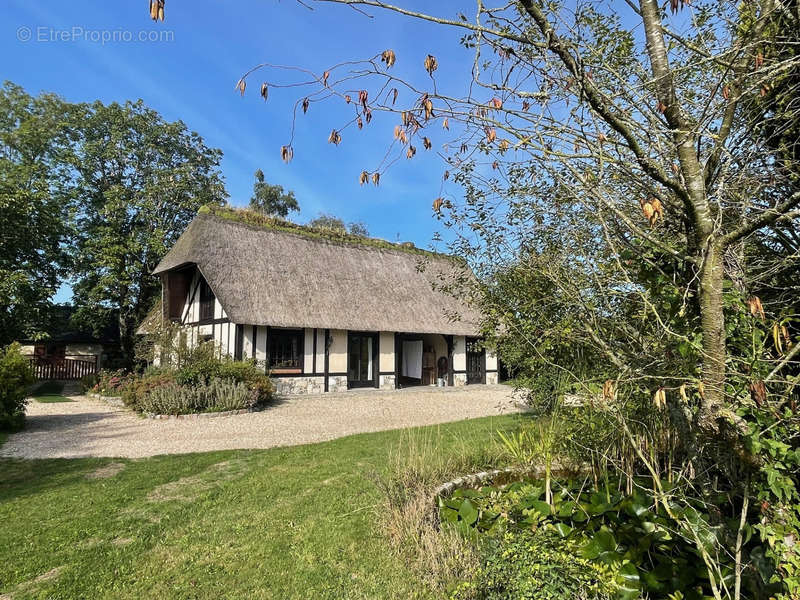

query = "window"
[[199, 279, 215, 321], [269, 329, 303, 372], [234, 324, 244, 361]]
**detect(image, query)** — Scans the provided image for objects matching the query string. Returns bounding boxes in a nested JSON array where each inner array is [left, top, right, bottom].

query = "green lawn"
[[0, 414, 524, 599], [30, 380, 73, 403]]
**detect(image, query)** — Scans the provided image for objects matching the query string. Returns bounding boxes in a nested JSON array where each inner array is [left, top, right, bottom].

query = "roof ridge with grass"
[[197, 204, 453, 260]]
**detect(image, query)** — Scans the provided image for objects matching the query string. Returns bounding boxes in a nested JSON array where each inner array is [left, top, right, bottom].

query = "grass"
[[30, 380, 73, 403], [200, 204, 455, 260], [0, 413, 528, 599]]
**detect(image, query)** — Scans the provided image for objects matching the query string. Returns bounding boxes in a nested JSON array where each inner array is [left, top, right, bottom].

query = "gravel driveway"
[[0, 385, 522, 459]]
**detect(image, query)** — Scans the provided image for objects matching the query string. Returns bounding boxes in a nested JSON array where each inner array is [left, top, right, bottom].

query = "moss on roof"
[[198, 204, 452, 260], [136, 297, 162, 335]]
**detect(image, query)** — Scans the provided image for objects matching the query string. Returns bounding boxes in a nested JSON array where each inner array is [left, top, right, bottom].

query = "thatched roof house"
[[147, 206, 498, 395]]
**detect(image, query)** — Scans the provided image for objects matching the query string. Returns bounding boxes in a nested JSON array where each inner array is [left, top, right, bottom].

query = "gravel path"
[[1, 385, 522, 459]]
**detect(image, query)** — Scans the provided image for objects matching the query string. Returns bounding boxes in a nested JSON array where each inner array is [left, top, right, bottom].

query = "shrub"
[[174, 343, 273, 405], [440, 476, 785, 600], [94, 369, 132, 396], [79, 373, 99, 393], [120, 371, 177, 410], [206, 377, 257, 412], [173, 341, 220, 385], [451, 528, 618, 600], [136, 377, 255, 415], [97, 341, 273, 414], [138, 381, 198, 415], [0, 343, 34, 431], [216, 359, 273, 404]]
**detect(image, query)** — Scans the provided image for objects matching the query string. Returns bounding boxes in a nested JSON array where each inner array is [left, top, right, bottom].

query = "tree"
[[348, 221, 370, 237], [227, 0, 800, 435], [67, 99, 227, 366], [156, 4, 800, 593], [308, 213, 369, 236], [249, 169, 299, 217], [0, 82, 73, 346]]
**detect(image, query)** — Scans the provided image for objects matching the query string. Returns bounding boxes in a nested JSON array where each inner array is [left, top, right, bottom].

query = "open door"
[[347, 332, 378, 388]]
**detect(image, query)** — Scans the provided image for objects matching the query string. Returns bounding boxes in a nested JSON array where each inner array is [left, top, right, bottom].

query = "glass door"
[[348, 333, 376, 388], [466, 337, 486, 384]]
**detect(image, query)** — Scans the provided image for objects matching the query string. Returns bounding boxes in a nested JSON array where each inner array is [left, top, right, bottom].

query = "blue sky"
[[2, 0, 474, 301]]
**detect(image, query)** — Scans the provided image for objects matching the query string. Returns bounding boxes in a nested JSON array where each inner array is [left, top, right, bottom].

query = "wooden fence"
[[27, 356, 99, 381]]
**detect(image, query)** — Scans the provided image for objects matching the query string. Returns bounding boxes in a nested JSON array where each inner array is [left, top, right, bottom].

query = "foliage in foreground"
[[438, 393, 799, 600], [0, 343, 34, 430], [450, 527, 619, 600], [374, 424, 515, 595], [442, 478, 781, 600]]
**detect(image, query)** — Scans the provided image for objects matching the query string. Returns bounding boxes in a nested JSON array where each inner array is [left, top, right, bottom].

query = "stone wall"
[[328, 375, 348, 393], [486, 372, 499, 385], [379, 374, 396, 390], [273, 376, 325, 396], [453, 373, 468, 387]]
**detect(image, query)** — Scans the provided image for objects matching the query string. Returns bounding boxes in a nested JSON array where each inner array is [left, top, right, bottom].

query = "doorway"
[[465, 337, 486, 384], [348, 332, 378, 388]]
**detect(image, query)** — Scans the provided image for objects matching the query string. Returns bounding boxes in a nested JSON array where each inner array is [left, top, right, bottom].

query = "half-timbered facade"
[[145, 206, 498, 395]]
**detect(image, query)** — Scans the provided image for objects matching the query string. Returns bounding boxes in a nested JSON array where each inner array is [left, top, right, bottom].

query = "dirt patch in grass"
[[111, 537, 133, 546], [1, 565, 66, 599], [33, 567, 64, 583], [147, 459, 247, 502], [118, 506, 162, 524], [86, 462, 125, 480]]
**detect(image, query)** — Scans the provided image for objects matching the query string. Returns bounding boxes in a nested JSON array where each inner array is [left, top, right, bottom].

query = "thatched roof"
[[152, 206, 483, 336], [136, 297, 162, 336]]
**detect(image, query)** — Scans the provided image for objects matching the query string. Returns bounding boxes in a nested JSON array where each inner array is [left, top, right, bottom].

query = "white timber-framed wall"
[[159, 266, 497, 396]]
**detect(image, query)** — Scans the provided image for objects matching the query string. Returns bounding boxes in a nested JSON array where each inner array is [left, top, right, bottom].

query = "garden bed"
[[85, 391, 263, 419], [85, 342, 274, 417], [143, 406, 263, 420]]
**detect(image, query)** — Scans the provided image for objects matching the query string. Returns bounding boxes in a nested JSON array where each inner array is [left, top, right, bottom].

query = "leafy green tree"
[[308, 213, 369, 236], [0, 82, 72, 346], [67, 100, 227, 366], [249, 169, 299, 217]]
